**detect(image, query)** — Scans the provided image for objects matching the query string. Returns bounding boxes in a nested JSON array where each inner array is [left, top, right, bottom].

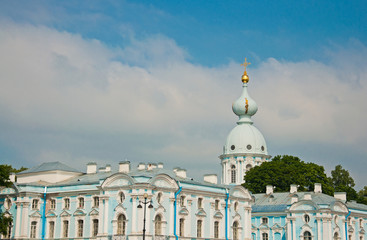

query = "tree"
[[243, 155, 334, 196], [0, 164, 27, 236], [358, 186, 367, 205], [330, 165, 358, 201]]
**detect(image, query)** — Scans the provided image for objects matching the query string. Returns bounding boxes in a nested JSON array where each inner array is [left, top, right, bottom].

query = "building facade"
[[1, 67, 367, 240]]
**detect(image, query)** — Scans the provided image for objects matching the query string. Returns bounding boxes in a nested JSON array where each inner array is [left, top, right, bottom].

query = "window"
[[77, 219, 84, 237], [157, 192, 162, 204], [233, 221, 239, 240], [360, 236, 363, 240], [50, 199, 56, 209], [180, 196, 185, 207], [5, 198, 12, 209], [30, 221, 37, 238], [93, 197, 99, 208], [304, 231, 312, 240], [360, 219, 363, 228], [64, 198, 70, 209], [6, 221, 12, 239], [119, 192, 125, 203], [179, 218, 185, 236], [262, 233, 269, 240], [49, 221, 55, 239], [117, 214, 126, 235], [262, 217, 268, 224], [198, 198, 203, 209], [155, 215, 163, 235], [215, 200, 220, 210], [63, 220, 69, 238], [234, 202, 239, 212], [197, 220, 202, 238], [246, 164, 252, 172], [304, 214, 310, 223], [93, 219, 99, 237], [32, 199, 39, 210], [333, 232, 339, 240], [78, 197, 84, 208], [214, 221, 219, 238], [231, 165, 236, 183]]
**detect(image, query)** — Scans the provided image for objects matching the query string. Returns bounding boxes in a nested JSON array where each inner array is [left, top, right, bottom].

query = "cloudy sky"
[[0, 1, 366, 189]]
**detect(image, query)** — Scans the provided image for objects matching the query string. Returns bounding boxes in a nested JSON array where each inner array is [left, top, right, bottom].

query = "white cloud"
[[1, 21, 367, 187]]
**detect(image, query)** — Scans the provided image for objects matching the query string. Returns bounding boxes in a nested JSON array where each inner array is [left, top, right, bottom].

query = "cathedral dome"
[[223, 124, 268, 155]]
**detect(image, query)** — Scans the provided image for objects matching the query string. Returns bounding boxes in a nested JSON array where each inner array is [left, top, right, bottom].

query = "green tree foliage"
[[358, 186, 367, 205], [0, 213, 12, 236], [330, 165, 358, 201], [0, 164, 27, 236], [243, 155, 334, 195]]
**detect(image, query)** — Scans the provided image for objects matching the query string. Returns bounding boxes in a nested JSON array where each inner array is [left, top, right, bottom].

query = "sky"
[[0, 0, 367, 189]]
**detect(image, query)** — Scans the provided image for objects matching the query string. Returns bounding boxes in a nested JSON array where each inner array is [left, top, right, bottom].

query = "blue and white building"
[[1, 68, 367, 240]]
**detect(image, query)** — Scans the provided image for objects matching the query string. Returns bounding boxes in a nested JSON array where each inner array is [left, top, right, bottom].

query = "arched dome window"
[[117, 214, 126, 235], [304, 231, 312, 240], [233, 221, 239, 240], [231, 165, 236, 183], [155, 215, 163, 235], [246, 164, 252, 172]]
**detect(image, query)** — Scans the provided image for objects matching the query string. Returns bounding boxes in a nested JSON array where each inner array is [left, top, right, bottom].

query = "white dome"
[[223, 123, 268, 155]]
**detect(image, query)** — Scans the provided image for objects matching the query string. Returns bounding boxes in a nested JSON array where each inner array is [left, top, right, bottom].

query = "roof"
[[347, 201, 367, 211], [19, 161, 82, 174], [252, 191, 339, 212]]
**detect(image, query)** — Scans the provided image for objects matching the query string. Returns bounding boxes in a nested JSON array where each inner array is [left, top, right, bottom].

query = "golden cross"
[[241, 58, 251, 72]]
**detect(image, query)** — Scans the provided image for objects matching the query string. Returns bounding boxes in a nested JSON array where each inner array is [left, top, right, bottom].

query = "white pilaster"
[[132, 196, 137, 233], [14, 202, 22, 238]]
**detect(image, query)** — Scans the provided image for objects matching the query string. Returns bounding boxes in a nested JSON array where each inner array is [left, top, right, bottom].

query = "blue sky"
[[0, 0, 367, 189]]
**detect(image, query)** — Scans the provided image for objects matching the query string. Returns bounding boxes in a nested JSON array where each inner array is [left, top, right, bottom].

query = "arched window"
[[233, 221, 239, 240], [231, 165, 236, 183], [6, 221, 12, 239], [262, 233, 269, 240], [93, 219, 99, 237], [77, 220, 84, 237], [63, 220, 69, 238], [198, 198, 203, 208], [214, 221, 219, 238], [197, 220, 202, 238], [246, 164, 252, 172], [304, 231, 312, 240], [179, 218, 185, 236], [155, 215, 163, 235], [333, 232, 339, 240], [117, 214, 126, 235], [30, 221, 37, 238], [49, 221, 55, 239]]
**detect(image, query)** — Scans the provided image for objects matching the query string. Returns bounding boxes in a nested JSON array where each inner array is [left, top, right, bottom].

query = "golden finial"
[[241, 58, 251, 83]]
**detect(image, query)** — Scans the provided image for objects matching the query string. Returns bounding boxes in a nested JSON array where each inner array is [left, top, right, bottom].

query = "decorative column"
[[14, 202, 22, 238], [98, 197, 105, 236], [146, 197, 152, 235], [322, 216, 329, 239], [292, 218, 296, 240], [244, 206, 252, 240], [103, 197, 109, 235], [21, 202, 30, 238], [286, 217, 291, 240], [169, 198, 175, 235], [316, 217, 322, 240], [132, 196, 137, 233]]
